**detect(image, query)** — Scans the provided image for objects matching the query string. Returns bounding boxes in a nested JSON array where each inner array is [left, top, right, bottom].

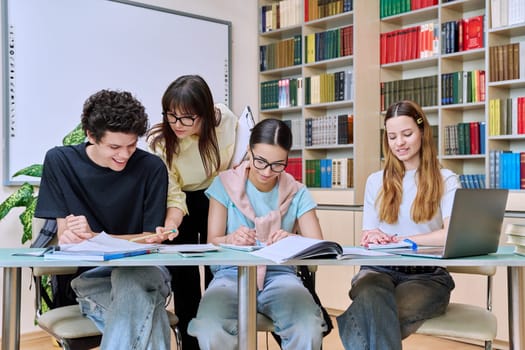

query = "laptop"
[[393, 188, 509, 259]]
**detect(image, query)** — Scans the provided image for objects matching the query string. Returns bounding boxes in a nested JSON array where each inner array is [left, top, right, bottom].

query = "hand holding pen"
[[226, 226, 257, 246], [130, 228, 178, 243]]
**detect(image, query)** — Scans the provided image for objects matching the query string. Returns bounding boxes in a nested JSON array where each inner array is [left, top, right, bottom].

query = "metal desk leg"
[[508, 266, 523, 350], [238, 266, 257, 350], [2, 267, 21, 350]]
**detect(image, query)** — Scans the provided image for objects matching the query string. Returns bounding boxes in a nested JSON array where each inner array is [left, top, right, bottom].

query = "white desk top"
[[0, 246, 523, 267]]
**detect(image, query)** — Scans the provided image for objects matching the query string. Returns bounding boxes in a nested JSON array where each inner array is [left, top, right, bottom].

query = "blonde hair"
[[378, 100, 443, 224]]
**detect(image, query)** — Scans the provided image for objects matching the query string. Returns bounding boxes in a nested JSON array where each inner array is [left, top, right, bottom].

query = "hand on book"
[[59, 214, 96, 244], [266, 229, 293, 245]]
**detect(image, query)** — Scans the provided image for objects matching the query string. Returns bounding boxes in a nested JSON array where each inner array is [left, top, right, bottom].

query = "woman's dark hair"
[[249, 118, 292, 151], [81, 89, 148, 142], [147, 75, 220, 176]]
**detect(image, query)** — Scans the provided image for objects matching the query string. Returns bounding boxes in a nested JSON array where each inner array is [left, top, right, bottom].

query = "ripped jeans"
[[71, 266, 172, 350]]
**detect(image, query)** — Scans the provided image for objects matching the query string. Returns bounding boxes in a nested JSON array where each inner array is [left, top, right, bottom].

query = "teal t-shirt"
[[206, 176, 316, 234]]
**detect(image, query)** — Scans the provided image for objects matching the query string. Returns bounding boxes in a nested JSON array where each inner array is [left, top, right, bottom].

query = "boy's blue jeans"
[[337, 266, 455, 350], [71, 266, 172, 350]]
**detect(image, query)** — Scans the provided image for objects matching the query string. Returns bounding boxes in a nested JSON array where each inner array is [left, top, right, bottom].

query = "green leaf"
[[20, 198, 37, 244], [13, 164, 43, 178], [62, 124, 85, 146], [0, 183, 35, 220]]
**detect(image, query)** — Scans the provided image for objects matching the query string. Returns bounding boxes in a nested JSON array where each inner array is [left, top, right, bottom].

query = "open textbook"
[[43, 232, 159, 261], [250, 235, 394, 263]]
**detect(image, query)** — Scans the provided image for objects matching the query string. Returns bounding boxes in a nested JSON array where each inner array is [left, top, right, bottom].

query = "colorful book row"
[[380, 0, 437, 18], [488, 97, 525, 136], [380, 21, 439, 64], [304, 25, 353, 63], [259, 35, 302, 71], [304, 70, 353, 105], [304, 0, 353, 22], [305, 114, 353, 147], [260, 0, 302, 33], [459, 174, 486, 189], [488, 41, 525, 82], [441, 15, 484, 54], [260, 78, 303, 110], [380, 75, 438, 111], [441, 70, 486, 105], [491, 0, 525, 29], [444, 122, 486, 156], [305, 158, 353, 188], [489, 150, 525, 189]]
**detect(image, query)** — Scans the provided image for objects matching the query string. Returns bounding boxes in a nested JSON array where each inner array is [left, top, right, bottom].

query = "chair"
[[33, 266, 182, 350], [415, 266, 498, 350]]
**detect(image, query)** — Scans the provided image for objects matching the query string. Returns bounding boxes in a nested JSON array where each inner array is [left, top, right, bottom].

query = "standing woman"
[[337, 100, 459, 350], [147, 75, 237, 349]]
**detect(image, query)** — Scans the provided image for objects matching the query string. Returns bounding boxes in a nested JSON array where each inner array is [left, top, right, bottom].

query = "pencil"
[[129, 229, 178, 242]]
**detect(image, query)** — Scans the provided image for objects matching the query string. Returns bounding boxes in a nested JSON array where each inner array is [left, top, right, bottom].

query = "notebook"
[[393, 188, 509, 259]]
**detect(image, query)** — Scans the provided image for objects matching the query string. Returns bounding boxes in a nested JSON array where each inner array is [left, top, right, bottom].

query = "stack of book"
[[505, 223, 525, 256]]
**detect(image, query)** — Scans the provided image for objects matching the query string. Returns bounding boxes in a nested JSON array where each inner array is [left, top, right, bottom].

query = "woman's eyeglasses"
[[163, 112, 197, 127], [250, 150, 287, 173]]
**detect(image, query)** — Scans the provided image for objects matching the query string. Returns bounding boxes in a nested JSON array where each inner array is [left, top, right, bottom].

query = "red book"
[[518, 97, 525, 134], [463, 15, 484, 51], [478, 70, 486, 101], [470, 122, 480, 154], [304, 0, 309, 22], [380, 33, 387, 64]]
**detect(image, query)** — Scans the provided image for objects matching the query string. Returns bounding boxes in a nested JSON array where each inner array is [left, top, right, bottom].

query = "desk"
[[1, 246, 525, 350]]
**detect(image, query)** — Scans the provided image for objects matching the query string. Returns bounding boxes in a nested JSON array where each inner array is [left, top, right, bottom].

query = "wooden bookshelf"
[[257, 0, 381, 205]]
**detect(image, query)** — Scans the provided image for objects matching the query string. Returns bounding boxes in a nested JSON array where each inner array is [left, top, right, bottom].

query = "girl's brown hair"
[[378, 100, 443, 224]]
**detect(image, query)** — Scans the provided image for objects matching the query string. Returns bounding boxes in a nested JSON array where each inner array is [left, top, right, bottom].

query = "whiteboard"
[[2, 0, 231, 184]]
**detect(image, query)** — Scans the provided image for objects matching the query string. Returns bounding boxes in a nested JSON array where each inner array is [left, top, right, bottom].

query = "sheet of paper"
[[59, 232, 157, 253], [230, 106, 255, 167]]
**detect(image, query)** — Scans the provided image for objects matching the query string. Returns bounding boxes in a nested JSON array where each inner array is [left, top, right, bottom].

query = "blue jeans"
[[71, 266, 172, 350], [188, 266, 327, 350], [336, 266, 455, 350]]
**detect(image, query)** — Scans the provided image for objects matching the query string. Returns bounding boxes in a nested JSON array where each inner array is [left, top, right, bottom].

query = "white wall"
[[0, 0, 258, 334]]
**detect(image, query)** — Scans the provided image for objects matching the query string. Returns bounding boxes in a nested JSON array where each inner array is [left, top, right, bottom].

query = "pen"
[[129, 229, 177, 242], [403, 238, 418, 251]]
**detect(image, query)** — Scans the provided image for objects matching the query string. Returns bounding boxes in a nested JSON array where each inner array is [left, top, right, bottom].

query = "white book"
[[250, 235, 343, 263], [491, 0, 503, 28], [230, 106, 255, 167], [501, 0, 509, 26], [508, 0, 525, 26]]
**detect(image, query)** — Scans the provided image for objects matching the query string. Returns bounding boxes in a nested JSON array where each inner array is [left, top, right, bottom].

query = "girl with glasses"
[[147, 75, 237, 350], [188, 118, 327, 350]]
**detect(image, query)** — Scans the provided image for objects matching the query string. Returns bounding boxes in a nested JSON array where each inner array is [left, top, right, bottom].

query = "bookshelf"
[[379, 0, 525, 205], [256, 0, 525, 338], [378, 0, 525, 345], [258, 0, 381, 206]]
